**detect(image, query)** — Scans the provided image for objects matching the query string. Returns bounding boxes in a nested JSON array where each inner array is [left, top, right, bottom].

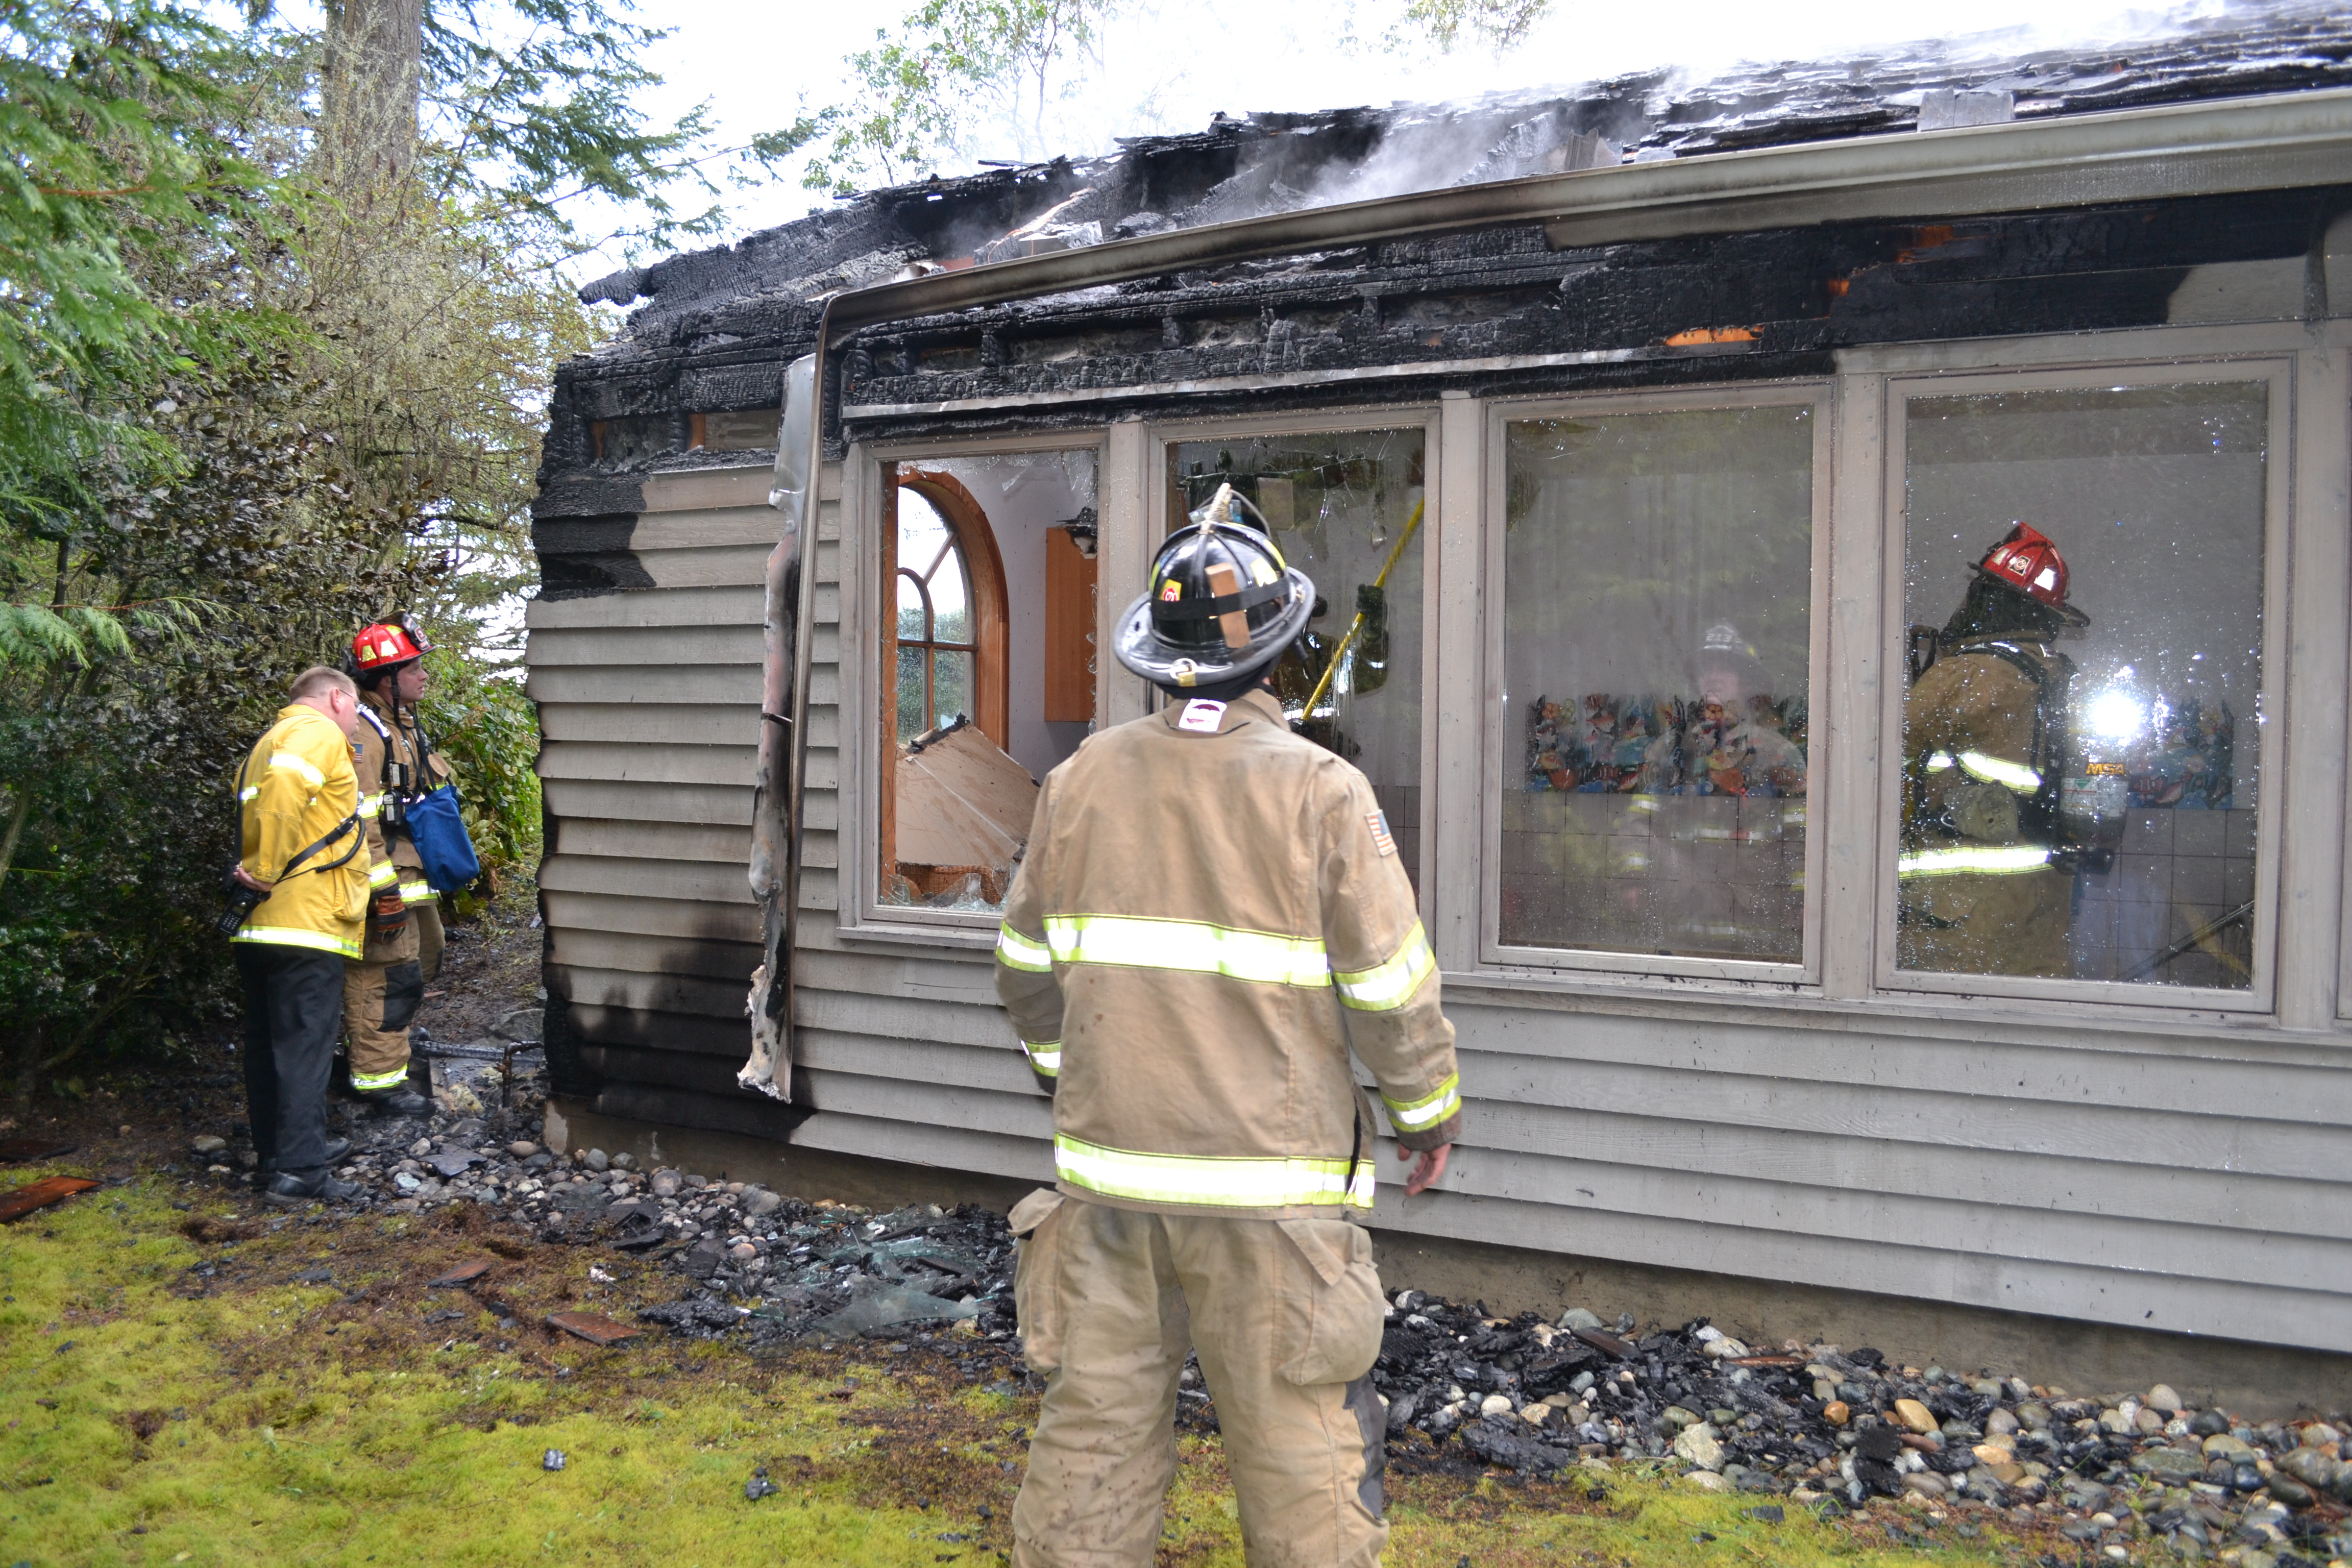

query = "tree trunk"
[[320, 0, 425, 192]]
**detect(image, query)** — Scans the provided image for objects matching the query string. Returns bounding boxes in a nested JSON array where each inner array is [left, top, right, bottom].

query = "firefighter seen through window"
[[1899, 382, 2267, 989]]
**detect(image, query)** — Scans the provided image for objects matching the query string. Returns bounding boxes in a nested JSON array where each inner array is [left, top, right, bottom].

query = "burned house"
[[529, 6, 2352, 1395]]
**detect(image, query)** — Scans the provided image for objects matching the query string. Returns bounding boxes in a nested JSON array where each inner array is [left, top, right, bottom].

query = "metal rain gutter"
[[740, 84, 2352, 1094]]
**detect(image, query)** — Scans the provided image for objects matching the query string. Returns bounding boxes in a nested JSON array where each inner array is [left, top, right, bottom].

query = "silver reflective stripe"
[[1022, 1040, 1061, 1076], [351, 1065, 410, 1092], [1383, 1072, 1460, 1130], [399, 879, 435, 905], [1334, 922, 1435, 1011], [268, 750, 326, 788], [369, 861, 399, 887], [238, 786, 260, 802], [1054, 1134, 1373, 1209], [358, 793, 384, 819], [995, 924, 1052, 973], [1043, 914, 1330, 989], [1930, 749, 2040, 793], [1897, 845, 2053, 877]]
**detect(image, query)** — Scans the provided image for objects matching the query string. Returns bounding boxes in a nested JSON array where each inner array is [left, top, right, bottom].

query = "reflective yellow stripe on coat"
[[1054, 1134, 1375, 1210], [1897, 845, 2053, 878], [996, 924, 1051, 972], [232, 925, 363, 960], [1382, 1072, 1461, 1131], [350, 1065, 410, 1092], [1042, 914, 1331, 989], [1021, 1040, 1062, 1077], [1334, 922, 1435, 1011]]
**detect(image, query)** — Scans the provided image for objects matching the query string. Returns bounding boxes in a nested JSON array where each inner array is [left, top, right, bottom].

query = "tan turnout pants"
[[412, 893, 444, 984], [1010, 1189, 1389, 1568], [343, 912, 422, 1094]]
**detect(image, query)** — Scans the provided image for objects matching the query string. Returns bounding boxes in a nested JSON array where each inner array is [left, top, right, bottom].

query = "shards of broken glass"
[[802, 1284, 981, 1339]]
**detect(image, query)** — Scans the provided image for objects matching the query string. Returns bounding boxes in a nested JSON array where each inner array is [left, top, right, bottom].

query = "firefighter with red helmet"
[[996, 485, 1460, 1567], [341, 615, 451, 1115], [1900, 524, 2089, 977]]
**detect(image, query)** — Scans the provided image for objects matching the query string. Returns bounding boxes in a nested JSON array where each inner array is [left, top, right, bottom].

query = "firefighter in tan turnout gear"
[[341, 617, 448, 1116], [995, 487, 1462, 1568], [1899, 524, 2090, 977]]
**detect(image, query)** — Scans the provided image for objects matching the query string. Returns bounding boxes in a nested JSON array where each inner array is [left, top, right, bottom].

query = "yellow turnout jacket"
[[232, 704, 372, 960]]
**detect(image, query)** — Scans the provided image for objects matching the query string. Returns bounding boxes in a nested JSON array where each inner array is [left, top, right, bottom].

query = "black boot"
[[362, 1085, 432, 1118], [263, 1169, 360, 1208], [321, 1136, 352, 1165]]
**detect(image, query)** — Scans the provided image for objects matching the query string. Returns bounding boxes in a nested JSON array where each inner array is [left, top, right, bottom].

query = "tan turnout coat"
[[995, 687, 1462, 1221]]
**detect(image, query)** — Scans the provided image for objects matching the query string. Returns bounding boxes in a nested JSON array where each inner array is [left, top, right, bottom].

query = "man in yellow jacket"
[[232, 666, 373, 1206], [996, 488, 1461, 1568]]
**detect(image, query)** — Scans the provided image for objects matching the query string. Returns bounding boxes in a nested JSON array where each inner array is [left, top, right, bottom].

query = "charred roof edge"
[[822, 86, 2352, 332]]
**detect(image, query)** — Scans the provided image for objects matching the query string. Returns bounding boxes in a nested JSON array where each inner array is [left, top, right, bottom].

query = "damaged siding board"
[[543, 891, 762, 945], [543, 780, 750, 828], [531, 457, 782, 1111]]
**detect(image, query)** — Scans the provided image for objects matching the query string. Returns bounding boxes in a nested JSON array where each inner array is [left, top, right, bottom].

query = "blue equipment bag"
[[405, 783, 480, 892]]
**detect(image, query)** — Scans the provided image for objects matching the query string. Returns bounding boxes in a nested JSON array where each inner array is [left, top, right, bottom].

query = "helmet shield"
[[1112, 484, 1316, 689], [1973, 523, 2090, 626], [353, 618, 430, 673]]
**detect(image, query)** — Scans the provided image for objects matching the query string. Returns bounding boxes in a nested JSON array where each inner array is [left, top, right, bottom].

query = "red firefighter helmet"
[[1972, 524, 2089, 626], [351, 616, 432, 673]]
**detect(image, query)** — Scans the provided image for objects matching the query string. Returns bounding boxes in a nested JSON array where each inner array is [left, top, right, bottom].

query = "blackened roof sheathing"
[[573, 0, 2352, 354]]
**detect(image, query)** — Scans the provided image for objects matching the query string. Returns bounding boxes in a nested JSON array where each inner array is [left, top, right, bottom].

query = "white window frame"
[[837, 429, 1109, 948], [1474, 381, 1836, 986], [1144, 405, 1446, 928], [1869, 357, 2294, 1016]]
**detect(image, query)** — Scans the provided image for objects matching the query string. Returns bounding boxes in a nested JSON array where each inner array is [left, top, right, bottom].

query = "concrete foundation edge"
[[544, 1097, 2350, 1418]]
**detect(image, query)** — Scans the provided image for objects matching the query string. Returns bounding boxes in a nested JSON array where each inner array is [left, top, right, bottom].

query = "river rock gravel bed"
[[230, 1099, 2348, 1567]]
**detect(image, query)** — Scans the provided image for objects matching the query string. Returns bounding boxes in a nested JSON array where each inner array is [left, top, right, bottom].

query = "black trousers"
[[234, 944, 345, 1175]]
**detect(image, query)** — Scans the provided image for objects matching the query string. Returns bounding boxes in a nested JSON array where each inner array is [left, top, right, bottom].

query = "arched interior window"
[[885, 470, 1009, 747], [896, 489, 976, 744]]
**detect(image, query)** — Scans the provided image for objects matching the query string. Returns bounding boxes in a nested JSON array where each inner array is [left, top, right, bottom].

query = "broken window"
[[1167, 428, 1427, 887], [878, 450, 1098, 917], [1496, 401, 1818, 966], [1897, 380, 2268, 991]]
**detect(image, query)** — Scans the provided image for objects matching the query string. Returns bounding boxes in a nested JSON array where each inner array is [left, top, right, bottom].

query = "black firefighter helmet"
[[1113, 483, 1316, 691]]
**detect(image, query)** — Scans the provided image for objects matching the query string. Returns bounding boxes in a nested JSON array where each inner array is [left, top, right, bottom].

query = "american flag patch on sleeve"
[[1367, 810, 1396, 857]]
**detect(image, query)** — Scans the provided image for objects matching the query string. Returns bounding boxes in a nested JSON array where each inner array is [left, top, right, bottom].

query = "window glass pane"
[[1499, 405, 1815, 962], [930, 649, 974, 731], [929, 544, 971, 645], [1167, 429, 1426, 886], [1900, 383, 2265, 989], [896, 571, 927, 642], [895, 645, 926, 747], [899, 487, 953, 581]]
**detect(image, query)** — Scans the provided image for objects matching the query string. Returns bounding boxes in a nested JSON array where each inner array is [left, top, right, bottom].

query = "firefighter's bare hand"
[[1399, 1141, 1450, 1196], [232, 866, 274, 893]]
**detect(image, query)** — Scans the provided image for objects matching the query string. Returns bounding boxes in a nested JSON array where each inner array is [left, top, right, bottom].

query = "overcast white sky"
[[618, 0, 2230, 257]]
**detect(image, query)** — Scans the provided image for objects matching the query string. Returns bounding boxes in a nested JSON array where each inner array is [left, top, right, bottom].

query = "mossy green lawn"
[[0, 1173, 2037, 1566]]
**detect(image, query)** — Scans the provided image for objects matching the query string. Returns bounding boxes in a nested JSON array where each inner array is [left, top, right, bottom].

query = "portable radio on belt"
[[382, 759, 412, 826]]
